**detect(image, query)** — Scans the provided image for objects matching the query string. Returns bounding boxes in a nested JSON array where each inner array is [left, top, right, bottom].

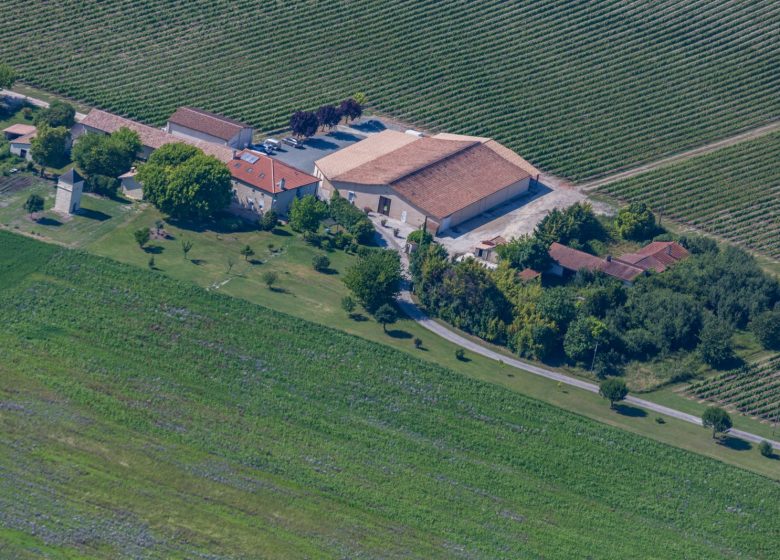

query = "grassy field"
[[600, 132, 780, 260], [1, 1, 778, 180], [2, 229, 780, 558]]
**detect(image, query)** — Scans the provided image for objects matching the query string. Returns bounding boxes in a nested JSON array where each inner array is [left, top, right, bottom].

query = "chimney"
[[232, 150, 238, 159]]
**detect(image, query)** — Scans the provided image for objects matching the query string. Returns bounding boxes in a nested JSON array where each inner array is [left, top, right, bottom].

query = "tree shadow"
[[190, 259, 206, 266], [36, 217, 62, 227], [270, 286, 290, 294], [248, 258, 264, 265], [319, 267, 338, 275], [387, 329, 412, 339], [328, 131, 361, 142], [272, 228, 291, 236], [77, 208, 111, 221], [349, 313, 367, 322], [305, 138, 339, 150], [614, 404, 648, 418], [143, 245, 163, 254], [718, 436, 752, 451]]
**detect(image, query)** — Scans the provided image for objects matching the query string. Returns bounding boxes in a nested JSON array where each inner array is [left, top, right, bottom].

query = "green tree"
[[750, 309, 780, 350], [181, 239, 193, 259], [702, 406, 732, 440], [23, 193, 44, 216], [312, 254, 330, 272], [535, 202, 604, 246], [146, 142, 200, 167], [262, 271, 278, 289], [34, 100, 76, 128], [758, 440, 773, 458], [343, 249, 401, 312], [698, 312, 734, 367], [614, 202, 657, 241], [134, 227, 150, 248], [73, 127, 140, 192], [260, 210, 278, 231], [289, 195, 327, 233], [0, 63, 15, 89], [240, 245, 255, 261], [563, 315, 608, 364], [341, 295, 356, 316], [599, 378, 629, 409], [496, 234, 552, 271], [30, 125, 69, 173], [374, 303, 397, 332]]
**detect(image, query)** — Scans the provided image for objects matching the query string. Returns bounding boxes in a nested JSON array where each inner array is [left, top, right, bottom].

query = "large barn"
[[314, 131, 540, 234]]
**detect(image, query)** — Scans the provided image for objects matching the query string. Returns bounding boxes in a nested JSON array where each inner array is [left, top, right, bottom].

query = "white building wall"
[[230, 180, 318, 219], [167, 122, 253, 149], [54, 180, 84, 214], [10, 142, 32, 161]]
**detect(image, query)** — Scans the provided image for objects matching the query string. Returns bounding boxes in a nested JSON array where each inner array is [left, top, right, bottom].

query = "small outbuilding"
[[54, 169, 84, 214], [165, 107, 253, 149], [4, 124, 37, 161], [119, 168, 142, 200]]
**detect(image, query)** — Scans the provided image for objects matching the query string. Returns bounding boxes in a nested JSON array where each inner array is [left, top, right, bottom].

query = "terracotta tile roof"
[[619, 241, 689, 272], [10, 131, 35, 145], [230, 150, 318, 195], [549, 242, 645, 282], [77, 109, 234, 162], [315, 130, 417, 179], [433, 133, 541, 178], [518, 268, 541, 281], [3, 124, 36, 137], [168, 107, 250, 141]]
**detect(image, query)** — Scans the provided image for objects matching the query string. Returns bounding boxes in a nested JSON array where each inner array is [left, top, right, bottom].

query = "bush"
[[260, 210, 278, 231], [407, 229, 433, 246], [312, 254, 330, 272], [758, 440, 773, 458], [614, 202, 657, 241], [414, 337, 423, 349], [655, 416, 666, 424], [303, 230, 321, 247], [455, 348, 466, 361], [341, 296, 356, 315]]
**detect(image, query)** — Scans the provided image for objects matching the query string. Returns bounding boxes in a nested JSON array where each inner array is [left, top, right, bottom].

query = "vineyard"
[[600, 132, 780, 260], [2, 230, 780, 558], [1, 1, 778, 180], [687, 355, 780, 423]]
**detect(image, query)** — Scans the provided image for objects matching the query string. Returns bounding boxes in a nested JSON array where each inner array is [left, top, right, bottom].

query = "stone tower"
[[54, 169, 84, 214]]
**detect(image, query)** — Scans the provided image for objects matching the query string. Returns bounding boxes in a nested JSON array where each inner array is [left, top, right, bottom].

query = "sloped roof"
[[168, 107, 250, 140], [3, 123, 36, 137], [78, 109, 234, 162], [315, 130, 417, 179], [230, 150, 318, 195], [618, 241, 689, 272], [60, 168, 83, 184], [549, 242, 645, 282], [10, 131, 35, 145], [433, 133, 541, 178]]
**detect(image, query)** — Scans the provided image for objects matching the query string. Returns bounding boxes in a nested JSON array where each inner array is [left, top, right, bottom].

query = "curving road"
[[377, 224, 780, 451]]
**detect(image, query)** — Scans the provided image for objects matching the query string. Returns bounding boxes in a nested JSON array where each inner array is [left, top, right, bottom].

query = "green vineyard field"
[[687, 355, 780, 423], [600, 132, 780, 260], [1, 0, 778, 180]]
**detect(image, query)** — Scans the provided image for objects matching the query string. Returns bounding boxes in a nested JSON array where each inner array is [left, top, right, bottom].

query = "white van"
[[263, 138, 282, 150]]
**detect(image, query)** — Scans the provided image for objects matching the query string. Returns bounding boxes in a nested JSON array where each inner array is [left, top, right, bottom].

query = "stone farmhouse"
[[314, 131, 540, 235], [165, 107, 253, 150], [229, 150, 319, 217], [3, 123, 37, 161]]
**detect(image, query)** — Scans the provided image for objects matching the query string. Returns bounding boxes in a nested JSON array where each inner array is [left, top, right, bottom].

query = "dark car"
[[282, 137, 303, 148]]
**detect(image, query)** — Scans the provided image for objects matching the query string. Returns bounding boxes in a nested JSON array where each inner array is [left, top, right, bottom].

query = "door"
[[378, 196, 391, 216], [401, 210, 407, 223]]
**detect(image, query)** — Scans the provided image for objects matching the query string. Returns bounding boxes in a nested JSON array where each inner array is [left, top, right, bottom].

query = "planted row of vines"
[[0, 0, 778, 180], [687, 354, 780, 423], [600, 132, 780, 260]]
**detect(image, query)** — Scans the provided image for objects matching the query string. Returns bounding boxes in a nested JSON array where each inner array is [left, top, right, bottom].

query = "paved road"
[[2, 89, 87, 121], [378, 226, 780, 451]]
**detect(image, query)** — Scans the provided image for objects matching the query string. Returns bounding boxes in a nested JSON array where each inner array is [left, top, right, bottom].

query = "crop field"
[[687, 355, 780, 423], [600, 132, 780, 260], [1, 231, 780, 559], [1, 1, 778, 180]]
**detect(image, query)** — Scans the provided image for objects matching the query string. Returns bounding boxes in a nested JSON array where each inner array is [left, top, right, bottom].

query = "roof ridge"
[[387, 138, 480, 184]]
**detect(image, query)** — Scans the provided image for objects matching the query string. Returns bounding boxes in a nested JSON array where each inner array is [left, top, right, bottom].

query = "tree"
[[240, 245, 255, 261], [455, 348, 466, 361], [750, 309, 780, 350], [260, 210, 278, 231], [414, 337, 423, 349], [146, 142, 200, 167], [599, 378, 628, 409], [30, 125, 69, 173], [73, 127, 140, 193], [24, 193, 44, 217], [496, 234, 552, 271], [702, 406, 732, 440], [226, 255, 236, 274], [614, 202, 657, 241], [758, 440, 773, 458], [341, 295, 356, 316], [181, 239, 193, 259], [289, 195, 327, 233], [339, 98, 363, 122], [262, 271, 278, 289], [374, 303, 397, 332], [140, 152, 232, 220], [34, 100, 76, 128], [535, 202, 604, 246], [563, 315, 609, 364], [0, 63, 15, 89], [134, 227, 150, 248], [343, 249, 402, 312], [316, 105, 341, 130], [312, 254, 330, 272], [289, 110, 318, 138], [698, 312, 734, 367]]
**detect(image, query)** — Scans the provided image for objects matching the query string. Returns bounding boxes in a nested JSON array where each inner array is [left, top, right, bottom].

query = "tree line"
[[289, 95, 365, 138]]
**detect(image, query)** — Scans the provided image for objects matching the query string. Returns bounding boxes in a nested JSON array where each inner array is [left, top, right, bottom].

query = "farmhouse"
[[315, 131, 540, 235], [547, 241, 690, 284], [72, 109, 234, 162], [4, 124, 37, 161], [165, 107, 253, 149], [229, 150, 319, 217]]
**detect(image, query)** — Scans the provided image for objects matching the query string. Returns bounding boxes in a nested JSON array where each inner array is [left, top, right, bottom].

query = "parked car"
[[252, 144, 272, 155], [282, 137, 303, 148], [263, 138, 282, 150]]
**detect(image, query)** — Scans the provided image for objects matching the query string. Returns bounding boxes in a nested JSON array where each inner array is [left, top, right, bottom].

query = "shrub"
[[260, 210, 278, 231], [262, 271, 278, 289], [758, 440, 773, 458], [312, 254, 330, 272], [414, 337, 423, 349], [455, 348, 466, 361], [599, 378, 629, 409], [341, 296, 356, 315], [655, 416, 666, 424], [133, 227, 150, 248]]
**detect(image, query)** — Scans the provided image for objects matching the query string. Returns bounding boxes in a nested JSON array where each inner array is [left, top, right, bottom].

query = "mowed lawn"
[[1, 230, 779, 559]]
